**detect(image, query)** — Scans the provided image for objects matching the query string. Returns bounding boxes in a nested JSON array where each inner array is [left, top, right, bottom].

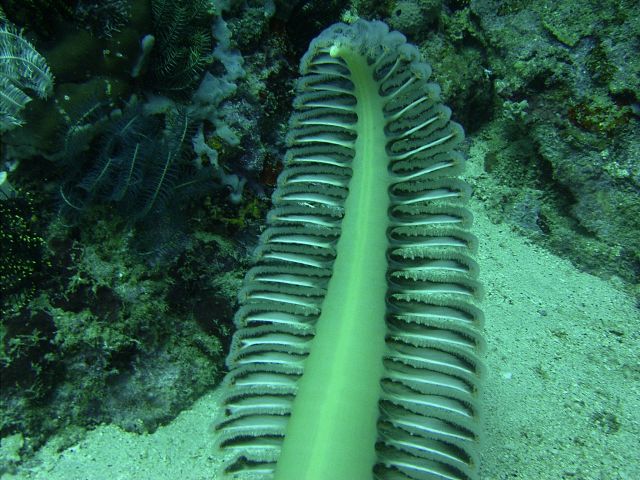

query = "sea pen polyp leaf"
[[215, 20, 484, 480]]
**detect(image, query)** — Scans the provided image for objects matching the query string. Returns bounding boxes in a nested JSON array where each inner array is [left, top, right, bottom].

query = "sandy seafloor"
[[1, 148, 639, 479]]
